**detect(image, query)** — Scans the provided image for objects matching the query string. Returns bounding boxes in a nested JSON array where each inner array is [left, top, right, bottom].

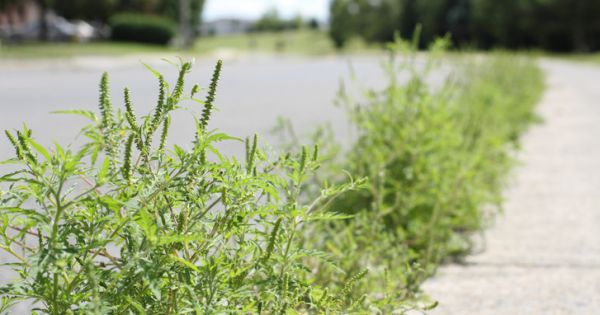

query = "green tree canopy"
[[329, 0, 600, 52], [51, 0, 205, 30]]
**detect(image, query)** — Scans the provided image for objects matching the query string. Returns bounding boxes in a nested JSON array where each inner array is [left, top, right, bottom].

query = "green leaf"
[[424, 301, 439, 310], [51, 109, 98, 122], [170, 254, 201, 273], [207, 132, 242, 143], [0, 207, 47, 223], [0, 158, 21, 166], [142, 62, 163, 80], [306, 212, 354, 222], [98, 157, 110, 183], [27, 139, 51, 161], [173, 145, 186, 160], [54, 142, 65, 159], [125, 297, 147, 314], [0, 170, 26, 182]]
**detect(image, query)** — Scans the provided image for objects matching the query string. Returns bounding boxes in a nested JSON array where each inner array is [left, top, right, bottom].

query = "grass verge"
[[0, 41, 173, 59], [0, 31, 376, 60]]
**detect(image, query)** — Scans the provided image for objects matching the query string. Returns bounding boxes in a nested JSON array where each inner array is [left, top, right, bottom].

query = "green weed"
[[293, 35, 543, 311], [0, 60, 367, 314], [0, 35, 544, 313]]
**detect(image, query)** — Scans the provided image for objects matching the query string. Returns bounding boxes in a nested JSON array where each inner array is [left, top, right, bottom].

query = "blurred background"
[[1, 0, 600, 152], [1, 0, 600, 56], [1, 0, 600, 157]]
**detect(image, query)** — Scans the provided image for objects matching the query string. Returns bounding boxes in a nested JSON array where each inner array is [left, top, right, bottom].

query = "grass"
[[0, 41, 173, 59], [524, 49, 600, 65], [555, 53, 600, 64], [0, 30, 376, 60], [194, 30, 376, 55], [2, 31, 596, 63]]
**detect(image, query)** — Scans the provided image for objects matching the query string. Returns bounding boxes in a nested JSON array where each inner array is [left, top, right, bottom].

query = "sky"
[[203, 0, 330, 21]]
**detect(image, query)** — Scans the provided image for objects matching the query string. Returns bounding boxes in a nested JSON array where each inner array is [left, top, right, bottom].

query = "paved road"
[[0, 54, 393, 161], [422, 60, 600, 314]]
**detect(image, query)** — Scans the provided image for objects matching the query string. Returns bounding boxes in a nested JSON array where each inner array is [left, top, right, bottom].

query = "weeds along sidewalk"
[[0, 39, 543, 313], [422, 60, 600, 314]]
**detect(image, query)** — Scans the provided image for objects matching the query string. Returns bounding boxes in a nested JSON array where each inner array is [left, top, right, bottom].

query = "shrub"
[[110, 13, 176, 45]]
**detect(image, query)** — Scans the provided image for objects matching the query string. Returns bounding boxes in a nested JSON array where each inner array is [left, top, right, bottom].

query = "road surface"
[[0, 54, 391, 160]]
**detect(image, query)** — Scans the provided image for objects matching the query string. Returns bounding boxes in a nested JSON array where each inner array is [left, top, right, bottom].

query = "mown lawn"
[[563, 53, 600, 64], [0, 30, 376, 59], [0, 41, 173, 59]]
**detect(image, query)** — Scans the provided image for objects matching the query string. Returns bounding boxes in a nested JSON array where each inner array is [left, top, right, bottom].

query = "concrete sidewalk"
[[422, 60, 600, 314]]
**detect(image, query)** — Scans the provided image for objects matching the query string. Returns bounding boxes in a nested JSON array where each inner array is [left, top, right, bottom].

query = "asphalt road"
[[0, 55, 391, 160]]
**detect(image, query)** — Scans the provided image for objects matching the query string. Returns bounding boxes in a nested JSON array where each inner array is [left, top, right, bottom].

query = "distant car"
[[13, 14, 98, 42], [72, 20, 96, 41]]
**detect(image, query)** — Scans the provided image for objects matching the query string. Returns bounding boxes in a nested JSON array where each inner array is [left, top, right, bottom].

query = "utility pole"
[[179, 0, 192, 49]]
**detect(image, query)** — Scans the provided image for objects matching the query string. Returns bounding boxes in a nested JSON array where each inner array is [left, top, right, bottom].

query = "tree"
[[156, 0, 205, 33], [328, 0, 600, 51], [53, 0, 118, 22], [0, 0, 15, 9], [329, 0, 353, 48], [308, 18, 320, 30], [0, 0, 17, 40]]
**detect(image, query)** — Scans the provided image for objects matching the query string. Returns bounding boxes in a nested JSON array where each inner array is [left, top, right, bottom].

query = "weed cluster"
[[0, 60, 366, 314], [296, 37, 543, 310], [0, 38, 543, 313]]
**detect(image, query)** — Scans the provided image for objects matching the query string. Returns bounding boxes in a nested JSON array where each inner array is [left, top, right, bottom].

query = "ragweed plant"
[[0, 60, 368, 314], [291, 32, 543, 311]]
